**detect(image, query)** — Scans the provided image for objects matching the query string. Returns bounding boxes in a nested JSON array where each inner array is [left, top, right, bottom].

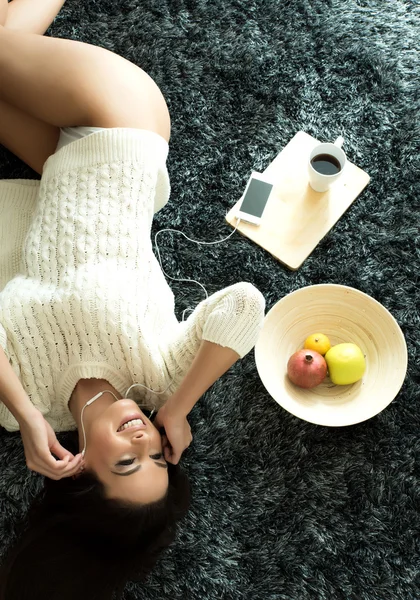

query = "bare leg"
[[0, 26, 170, 136], [5, 0, 66, 34], [0, 0, 65, 172], [0, 0, 170, 173], [0, 99, 60, 172]]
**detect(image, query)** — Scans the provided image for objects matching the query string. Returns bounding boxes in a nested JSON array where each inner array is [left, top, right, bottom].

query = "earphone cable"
[[154, 219, 241, 303]]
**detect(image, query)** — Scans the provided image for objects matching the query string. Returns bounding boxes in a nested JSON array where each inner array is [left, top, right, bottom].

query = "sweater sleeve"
[[167, 282, 265, 372], [0, 179, 39, 291]]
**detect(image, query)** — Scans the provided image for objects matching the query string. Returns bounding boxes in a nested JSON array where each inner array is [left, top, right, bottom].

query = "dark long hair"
[[0, 452, 190, 600]]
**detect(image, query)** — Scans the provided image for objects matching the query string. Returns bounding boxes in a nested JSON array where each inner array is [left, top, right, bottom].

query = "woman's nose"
[[131, 431, 150, 444]]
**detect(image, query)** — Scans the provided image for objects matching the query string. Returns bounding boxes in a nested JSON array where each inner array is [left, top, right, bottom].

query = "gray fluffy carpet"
[[0, 0, 419, 599]]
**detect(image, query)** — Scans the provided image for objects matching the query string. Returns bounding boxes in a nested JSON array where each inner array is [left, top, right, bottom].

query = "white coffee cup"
[[308, 136, 346, 192]]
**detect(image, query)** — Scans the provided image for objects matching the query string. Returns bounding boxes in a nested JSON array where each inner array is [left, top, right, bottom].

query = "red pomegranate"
[[287, 349, 327, 389]]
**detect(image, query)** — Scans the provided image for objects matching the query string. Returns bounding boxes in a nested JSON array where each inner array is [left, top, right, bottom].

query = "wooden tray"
[[225, 131, 370, 270]]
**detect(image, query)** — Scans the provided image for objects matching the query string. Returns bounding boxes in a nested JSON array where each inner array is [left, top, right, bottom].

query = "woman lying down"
[[0, 1, 265, 598]]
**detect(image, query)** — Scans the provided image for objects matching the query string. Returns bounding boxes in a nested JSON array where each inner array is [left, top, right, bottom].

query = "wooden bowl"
[[255, 284, 408, 426]]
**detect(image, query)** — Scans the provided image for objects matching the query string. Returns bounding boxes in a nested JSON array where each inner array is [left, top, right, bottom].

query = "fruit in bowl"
[[255, 285, 407, 426], [287, 331, 366, 390], [325, 343, 366, 385], [303, 333, 331, 356], [287, 349, 327, 389]]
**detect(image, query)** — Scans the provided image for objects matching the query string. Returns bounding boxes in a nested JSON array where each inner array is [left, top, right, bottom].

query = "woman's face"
[[83, 399, 169, 504]]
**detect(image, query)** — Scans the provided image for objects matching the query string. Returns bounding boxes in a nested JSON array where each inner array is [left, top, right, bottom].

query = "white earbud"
[[85, 391, 106, 406]]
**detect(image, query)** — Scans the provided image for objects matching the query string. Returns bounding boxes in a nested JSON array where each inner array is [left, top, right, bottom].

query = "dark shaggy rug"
[[0, 0, 419, 599]]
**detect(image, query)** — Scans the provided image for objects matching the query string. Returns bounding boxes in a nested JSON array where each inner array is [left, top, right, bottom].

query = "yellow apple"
[[325, 343, 366, 385]]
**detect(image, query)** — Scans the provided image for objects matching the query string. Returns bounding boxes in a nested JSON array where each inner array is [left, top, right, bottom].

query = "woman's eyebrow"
[[155, 461, 168, 469], [111, 459, 167, 476]]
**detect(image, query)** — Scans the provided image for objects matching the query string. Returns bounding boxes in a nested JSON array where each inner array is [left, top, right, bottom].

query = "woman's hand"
[[154, 402, 192, 465], [18, 408, 84, 479]]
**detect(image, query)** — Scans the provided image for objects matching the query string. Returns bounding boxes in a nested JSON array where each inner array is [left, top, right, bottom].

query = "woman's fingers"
[[30, 452, 84, 480], [49, 439, 75, 460], [161, 434, 173, 463], [50, 453, 84, 478]]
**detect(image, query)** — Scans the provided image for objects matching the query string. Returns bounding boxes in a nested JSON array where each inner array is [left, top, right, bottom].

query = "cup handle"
[[334, 135, 344, 148]]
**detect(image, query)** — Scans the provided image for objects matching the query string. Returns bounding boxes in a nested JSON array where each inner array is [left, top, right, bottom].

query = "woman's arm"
[[156, 282, 265, 464], [165, 340, 239, 416], [0, 345, 84, 478], [0, 344, 36, 422], [155, 341, 240, 464], [155, 282, 265, 463]]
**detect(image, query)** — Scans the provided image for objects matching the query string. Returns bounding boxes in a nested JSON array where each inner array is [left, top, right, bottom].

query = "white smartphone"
[[236, 171, 273, 225]]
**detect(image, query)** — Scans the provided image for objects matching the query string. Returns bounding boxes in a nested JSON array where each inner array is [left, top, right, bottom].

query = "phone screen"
[[240, 178, 273, 217]]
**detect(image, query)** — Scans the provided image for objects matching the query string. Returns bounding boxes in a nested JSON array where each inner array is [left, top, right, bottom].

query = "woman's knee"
[[84, 56, 171, 142]]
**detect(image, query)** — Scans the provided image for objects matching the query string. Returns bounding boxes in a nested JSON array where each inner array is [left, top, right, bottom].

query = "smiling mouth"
[[117, 417, 146, 432]]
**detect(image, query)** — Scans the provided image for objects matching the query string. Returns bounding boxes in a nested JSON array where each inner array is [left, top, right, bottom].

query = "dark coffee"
[[310, 153, 341, 176]]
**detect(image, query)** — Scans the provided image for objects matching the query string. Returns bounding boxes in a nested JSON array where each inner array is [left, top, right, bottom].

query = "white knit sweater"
[[0, 128, 265, 432]]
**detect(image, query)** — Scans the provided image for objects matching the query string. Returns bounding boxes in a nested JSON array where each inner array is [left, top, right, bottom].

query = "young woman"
[[0, 0, 265, 597]]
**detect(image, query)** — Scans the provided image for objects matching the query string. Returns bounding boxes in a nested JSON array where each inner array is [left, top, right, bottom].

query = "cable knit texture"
[[0, 128, 265, 432]]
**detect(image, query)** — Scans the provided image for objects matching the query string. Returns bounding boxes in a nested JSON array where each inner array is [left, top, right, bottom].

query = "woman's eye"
[[117, 458, 135, 467], [150, 453, 163, 460]]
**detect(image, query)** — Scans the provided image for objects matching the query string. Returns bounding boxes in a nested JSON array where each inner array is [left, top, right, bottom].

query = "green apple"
[[325, 343, 366, 385]]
